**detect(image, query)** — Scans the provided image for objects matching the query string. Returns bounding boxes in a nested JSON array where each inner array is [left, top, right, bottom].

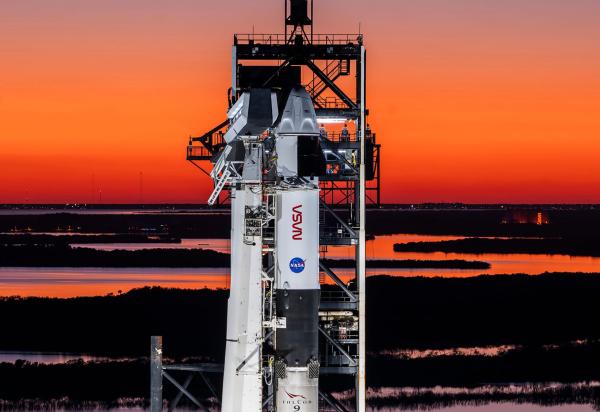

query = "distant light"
[[317, 117, 347, 124]]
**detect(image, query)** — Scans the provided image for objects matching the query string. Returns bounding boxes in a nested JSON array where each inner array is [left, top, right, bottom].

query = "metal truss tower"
[[187, 2, 380, 410]]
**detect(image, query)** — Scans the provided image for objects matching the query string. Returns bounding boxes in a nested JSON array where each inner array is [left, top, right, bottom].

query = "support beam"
[[357, 44, 367, 412], [304, 59, 357, 110], [320, 199, 357, 238], [320, 262, 357, 301], [261, 58, 293, 87], [320, 391, 350, 412], [262, 393, 274, 409], [318, 327, 357, 367], [198, 371, 220, 403], [167, 373, 193, 412], [163, 371, 209, 412], [188, 160, 211, 178], [190, 119, 229, 145], [150, 336, 163, 412], [163, 364, 224, 373], [235, 330, 274, 374]]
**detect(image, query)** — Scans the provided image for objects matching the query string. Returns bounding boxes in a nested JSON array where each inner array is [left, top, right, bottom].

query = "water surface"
[[74, 234, 600, 276], [404, 405, 598, 412], [0, 351, 127, 364], [0, 267, 229, 297], [74, 403, 600, 411], [1, 234, 599, 297]]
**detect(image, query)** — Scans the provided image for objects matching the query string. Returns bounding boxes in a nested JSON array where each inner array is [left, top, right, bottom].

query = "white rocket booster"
[[213, 86, 322, 412], [219, 90, 278, 412], [222, 185, 263, 412]]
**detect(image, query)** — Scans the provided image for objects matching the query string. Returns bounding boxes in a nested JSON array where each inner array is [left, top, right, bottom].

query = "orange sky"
[[1, 0, 599, 203]]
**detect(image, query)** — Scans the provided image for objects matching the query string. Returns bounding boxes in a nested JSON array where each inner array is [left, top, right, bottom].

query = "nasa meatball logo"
[[289, 257, 305, 273]]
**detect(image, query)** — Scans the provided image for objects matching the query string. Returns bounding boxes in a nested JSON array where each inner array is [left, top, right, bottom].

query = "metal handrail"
[[234, 33, 361, 45], [315, 96, 348, 109], [307, 60, 341, 96], [320, 290, 357, 303], [322, 131, 358, 143], [186, 145, 212, 159]]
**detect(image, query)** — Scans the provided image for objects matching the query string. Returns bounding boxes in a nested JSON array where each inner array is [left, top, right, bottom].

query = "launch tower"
[[187, 1, 381, 410]]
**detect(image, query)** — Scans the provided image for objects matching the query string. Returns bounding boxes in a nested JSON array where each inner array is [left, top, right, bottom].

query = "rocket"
[[273, 88, 322, 411], [192, 1, 370, 410], [215, 87, 323, 412]]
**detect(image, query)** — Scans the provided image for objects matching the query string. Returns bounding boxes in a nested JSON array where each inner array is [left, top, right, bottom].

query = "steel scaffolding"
[[184, 2, 378, 410]]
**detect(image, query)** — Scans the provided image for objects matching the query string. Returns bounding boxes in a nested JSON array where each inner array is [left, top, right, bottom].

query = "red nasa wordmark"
[[292, 204, 303, 240]]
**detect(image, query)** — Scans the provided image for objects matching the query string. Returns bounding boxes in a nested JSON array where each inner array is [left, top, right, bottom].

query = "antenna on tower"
[[139, 171, 144, 204]]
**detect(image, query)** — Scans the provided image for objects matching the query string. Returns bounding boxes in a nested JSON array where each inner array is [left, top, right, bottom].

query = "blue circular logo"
[[289, 257, 305, 273]]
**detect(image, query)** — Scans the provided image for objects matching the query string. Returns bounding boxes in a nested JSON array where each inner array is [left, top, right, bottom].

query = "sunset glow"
[[1, 0, 599, 203]]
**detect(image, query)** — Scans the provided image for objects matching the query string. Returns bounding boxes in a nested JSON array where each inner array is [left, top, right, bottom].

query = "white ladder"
[[208, 167, 231, 205]]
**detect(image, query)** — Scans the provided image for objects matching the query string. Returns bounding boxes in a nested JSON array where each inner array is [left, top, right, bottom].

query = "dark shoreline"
[[3, 208, 600, 238], [0, 245, 231, 267], [2, 207, 600, 407], [0, 234, 180, 244], [0, 244, 490, 269], [2, 345, 600, 409], [331, 258, 490, 269], [394, 237, 600, 257], [3, 274, 600, 357], [2, 274, 600, 407]]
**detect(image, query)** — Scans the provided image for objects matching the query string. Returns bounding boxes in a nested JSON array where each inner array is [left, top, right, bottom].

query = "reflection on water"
[[377, 339, 600, 359], [376, 344, 518, 359], [0, 404, 593, 412], [351, 382, 600, 411], [3, 234, 598, 411], [71, 238, 231, 252], [363, 382, 600, 398], [399, 404, 598, 412], [0, 267, 229, 297], [0, 209, 228, 216], [0, 234, 599, 297], [353, 235, 600, 276], [2, 232, 118, 236], [80, 406, 600, 412], [0, 351, 127, 364], [76, 235, 461, 254], [73, 234, 600, 277]]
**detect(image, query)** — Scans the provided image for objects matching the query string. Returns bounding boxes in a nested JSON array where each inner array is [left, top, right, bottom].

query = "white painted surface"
[[221, 187, 263, 412], [275, 188, 320, 291]]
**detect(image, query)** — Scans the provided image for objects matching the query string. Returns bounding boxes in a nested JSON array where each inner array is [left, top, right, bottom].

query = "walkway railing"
[[234, 33, 362, 45]]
